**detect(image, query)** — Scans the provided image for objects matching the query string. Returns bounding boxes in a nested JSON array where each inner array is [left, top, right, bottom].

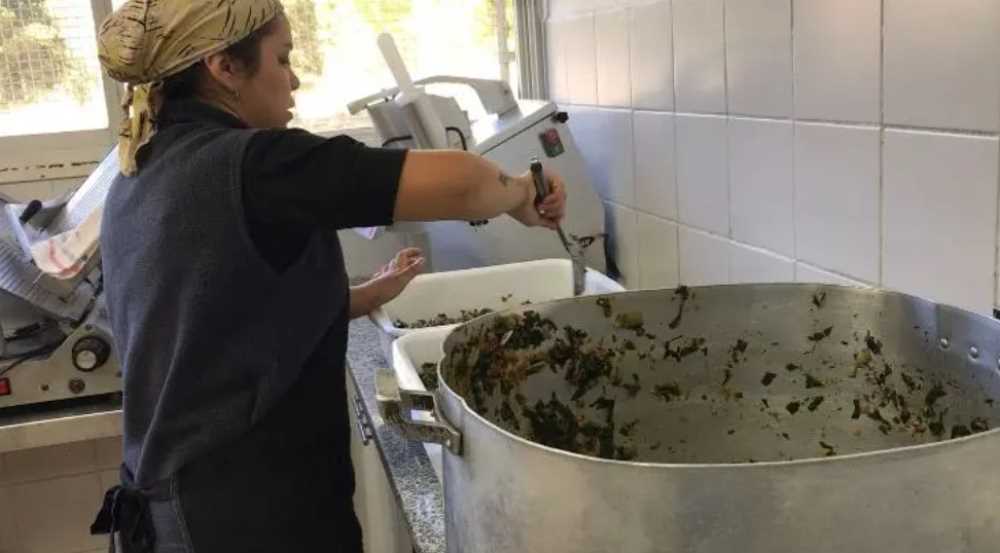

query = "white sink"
[[390, 325, 454, 481], [384, 260, 624, 481], [370, 258, 624, 360]]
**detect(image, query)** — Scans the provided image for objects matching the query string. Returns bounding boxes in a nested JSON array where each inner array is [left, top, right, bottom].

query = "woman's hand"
[[371, 247, 425, 303], [349, 248, 425, 319], [506, 171, 567, 230]]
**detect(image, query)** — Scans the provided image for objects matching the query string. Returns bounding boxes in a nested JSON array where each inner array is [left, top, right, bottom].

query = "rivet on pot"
[[939, 338, 950, 349], [969, 346, 980, 359]]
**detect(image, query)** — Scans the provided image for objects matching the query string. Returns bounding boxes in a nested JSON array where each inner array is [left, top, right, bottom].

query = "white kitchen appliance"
[[0, 150, 119, 411], [347, 34, 608, 274]]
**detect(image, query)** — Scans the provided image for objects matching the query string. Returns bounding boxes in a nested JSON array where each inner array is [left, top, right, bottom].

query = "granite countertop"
[[347, 317, 446, 553]]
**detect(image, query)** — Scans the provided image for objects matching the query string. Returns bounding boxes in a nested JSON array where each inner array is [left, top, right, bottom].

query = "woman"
[[89, 1, 567, 552]]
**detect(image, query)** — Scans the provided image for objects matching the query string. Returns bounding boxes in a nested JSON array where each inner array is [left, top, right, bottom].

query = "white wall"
[[547, 0, 1000, 316], [0, 438, 121, 553]]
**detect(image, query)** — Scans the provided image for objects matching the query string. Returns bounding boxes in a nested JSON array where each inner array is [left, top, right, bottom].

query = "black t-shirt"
[[157, 99, 407, 271]]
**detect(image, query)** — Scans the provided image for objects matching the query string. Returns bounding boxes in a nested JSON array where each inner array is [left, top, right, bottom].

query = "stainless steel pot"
[[377, 285, 1000, 552]]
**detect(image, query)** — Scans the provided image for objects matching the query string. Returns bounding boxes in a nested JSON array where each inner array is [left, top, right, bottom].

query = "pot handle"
[[375, 368, 463, 455]]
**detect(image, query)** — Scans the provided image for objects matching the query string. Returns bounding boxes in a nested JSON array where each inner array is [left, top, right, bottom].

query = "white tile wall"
[[605, 201, 640, 288], [672, 0, 726, 113], [795, 263, 868, 287], [546, 20, 570, 104], [99, 470, 119, 493], [629, 2, 673, 111], [676, 114, 729, 235], [94, 436, 122, 470], [636, 213, 679, 288], [0, 485, 18, 552], [729, 244, 794, 284], [3, 441, 96, 484], [884, 0, 1000, 132], [679, 227, 730, 285], [728, 118, 794, 256], [794, 123, 880, 282], [883, 130, 998, 314], [568, 107, 635, 206], [12, 475, 105, 553], [632, 111, 676, 219], [724, 0, 792, 117], [596, 10, 631, 108], [793, 0, 880, 123], [551, 0, 1000, 313], [0, 439, 121, 553], [565, 15, 598, 106]]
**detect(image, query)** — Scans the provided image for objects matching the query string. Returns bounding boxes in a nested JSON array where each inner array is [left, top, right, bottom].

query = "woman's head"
[[97, 0, 288, 174], [165, 13, 301, 129]]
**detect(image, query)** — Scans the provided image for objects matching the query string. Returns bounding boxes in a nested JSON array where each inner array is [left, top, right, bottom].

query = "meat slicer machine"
[[347, 34, 609, 274], [0, 151, 119, 411]]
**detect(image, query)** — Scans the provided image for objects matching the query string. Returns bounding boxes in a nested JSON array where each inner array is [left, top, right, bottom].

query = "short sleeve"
[[242, 128, 407, 230]]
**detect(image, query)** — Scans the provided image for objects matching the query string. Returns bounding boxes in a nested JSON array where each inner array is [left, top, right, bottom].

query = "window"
[[0, 0, 109, 137], [0, 0, 516, 183], [0, 0, 119, 184], [281, 0, 517, 137]]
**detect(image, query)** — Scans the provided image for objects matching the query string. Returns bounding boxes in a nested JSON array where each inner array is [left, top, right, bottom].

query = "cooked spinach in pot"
[[419, 362, 438, 390], [441, 290, 1000, 464]]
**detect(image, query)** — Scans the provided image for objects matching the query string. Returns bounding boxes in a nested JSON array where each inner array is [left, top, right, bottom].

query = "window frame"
[[0, 0, 123, 185], [0, 0, 521, 181]]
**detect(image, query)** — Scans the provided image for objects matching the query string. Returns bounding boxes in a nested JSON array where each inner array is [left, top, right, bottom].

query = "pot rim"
[[436, 282, 1000, 469]]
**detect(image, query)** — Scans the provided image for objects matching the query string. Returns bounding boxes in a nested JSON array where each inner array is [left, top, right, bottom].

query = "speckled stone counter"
[[347, 317, 446, 553]]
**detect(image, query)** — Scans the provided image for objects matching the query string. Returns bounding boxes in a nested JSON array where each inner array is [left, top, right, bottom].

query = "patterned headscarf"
[[97, 0, 283, 175]]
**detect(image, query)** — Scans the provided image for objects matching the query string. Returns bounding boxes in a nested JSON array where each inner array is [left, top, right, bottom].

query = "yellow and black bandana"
[[98, 0, 283, 175]]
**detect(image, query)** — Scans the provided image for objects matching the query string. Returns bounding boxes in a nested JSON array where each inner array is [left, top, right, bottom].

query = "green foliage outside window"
[[0, 0, 92, 109]]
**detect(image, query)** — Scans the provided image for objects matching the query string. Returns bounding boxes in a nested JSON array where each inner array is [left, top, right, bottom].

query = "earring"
[[230, 87, 241, 101]]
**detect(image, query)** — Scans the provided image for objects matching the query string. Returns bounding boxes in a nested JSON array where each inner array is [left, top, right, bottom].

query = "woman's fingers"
[[397, 247, 422, 259]]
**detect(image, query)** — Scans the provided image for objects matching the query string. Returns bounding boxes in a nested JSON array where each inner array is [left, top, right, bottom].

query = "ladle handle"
[[530, 158, 549, 208]]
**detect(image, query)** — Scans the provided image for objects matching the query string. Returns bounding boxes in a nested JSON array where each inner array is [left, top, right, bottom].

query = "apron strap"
[[90, 465, 168, 553]]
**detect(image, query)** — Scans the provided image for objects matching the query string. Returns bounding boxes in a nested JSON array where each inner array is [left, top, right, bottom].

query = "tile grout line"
[[626, 5, 641, 288], [560, 103, 1000, 137], [878, 0, 886, 289], [601, 198, 878, 286], [669, 0, 682, 285], [721, 0, 733, 244], [590, 12, 597, 106], [995, 0, 1000, 311], [789, 0, 798, 276]]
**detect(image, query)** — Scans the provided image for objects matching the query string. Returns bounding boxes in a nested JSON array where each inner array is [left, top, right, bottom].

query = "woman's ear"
[[203, 52, 244, 95]]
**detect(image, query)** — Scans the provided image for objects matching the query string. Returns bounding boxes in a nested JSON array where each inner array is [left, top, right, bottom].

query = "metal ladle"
[[530, 158, 585, 296]]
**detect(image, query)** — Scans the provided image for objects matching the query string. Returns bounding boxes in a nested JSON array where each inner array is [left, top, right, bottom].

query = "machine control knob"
[[551, 111, 569, 124], [68, 378, 86, 395], [73, 337, 111, 372]]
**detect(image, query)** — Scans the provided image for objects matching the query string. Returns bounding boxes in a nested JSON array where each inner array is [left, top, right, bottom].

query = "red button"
[[0, 378, 9, 396]]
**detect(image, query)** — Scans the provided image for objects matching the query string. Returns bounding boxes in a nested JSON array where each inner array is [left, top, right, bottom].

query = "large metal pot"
[[377, 285, 1000, 552]]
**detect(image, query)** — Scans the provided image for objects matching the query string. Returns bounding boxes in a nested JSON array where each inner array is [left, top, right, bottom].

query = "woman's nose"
[[290, 69, 301, 91]]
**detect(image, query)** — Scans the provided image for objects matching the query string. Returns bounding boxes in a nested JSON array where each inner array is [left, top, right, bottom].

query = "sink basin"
[[390, 325, 454, 481], [384, 259, 624, 481], [369, 258, 624, 360]]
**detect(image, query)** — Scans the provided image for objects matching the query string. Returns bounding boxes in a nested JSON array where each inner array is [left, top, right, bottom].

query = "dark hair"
[[162, 15, 281, 101]]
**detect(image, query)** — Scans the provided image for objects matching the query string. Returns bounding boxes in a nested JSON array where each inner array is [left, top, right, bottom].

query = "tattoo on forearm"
[[499, 172, 512, 187]]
